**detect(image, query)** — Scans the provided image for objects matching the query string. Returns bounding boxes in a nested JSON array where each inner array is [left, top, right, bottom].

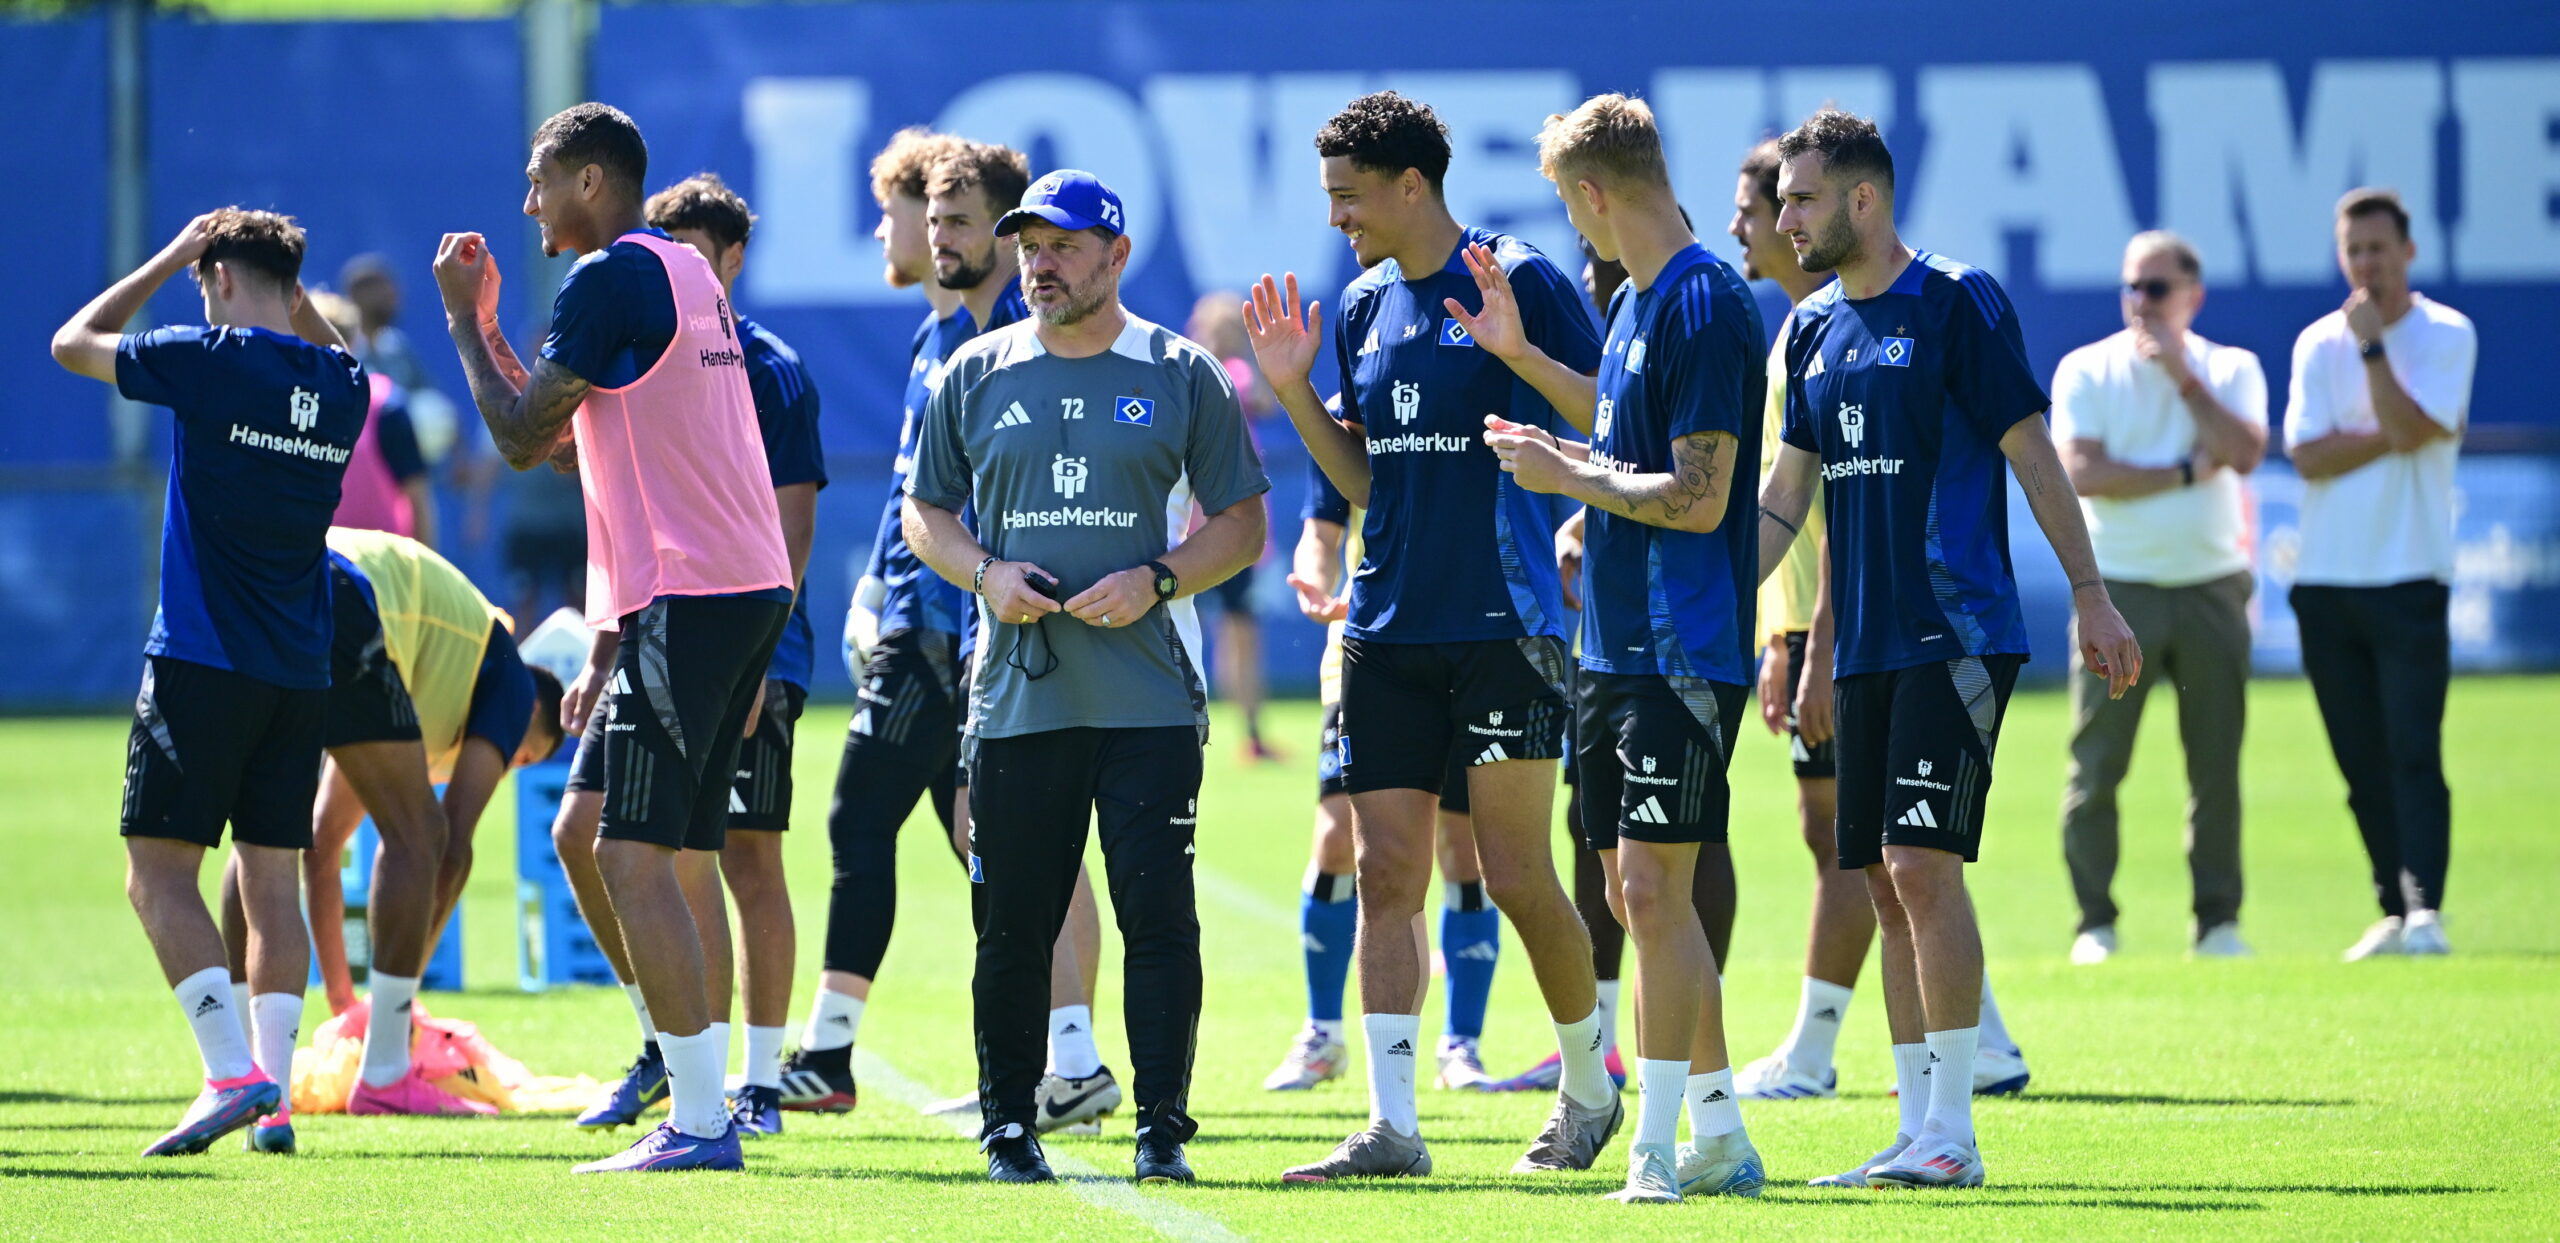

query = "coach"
[[904, 170, 1269, 1185], [2052, 231, 2267, 964]]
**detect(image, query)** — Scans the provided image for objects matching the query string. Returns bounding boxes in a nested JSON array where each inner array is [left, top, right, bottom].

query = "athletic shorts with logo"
[[1833, 654, 2023, 868], [1574, 669, 1747, 850], [1318, 698, 1471, 813], [1779, 630, 1837, 780], [322, 561, 422, 749], [576, 594, 789, 852], [1337, 635, 1569, 796], [729, 680, 806, 831], [122, 656, 325, 850]]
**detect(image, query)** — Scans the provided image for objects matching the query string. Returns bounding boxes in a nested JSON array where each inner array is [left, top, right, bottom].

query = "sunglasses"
[[2122, 278, 2180, 301]]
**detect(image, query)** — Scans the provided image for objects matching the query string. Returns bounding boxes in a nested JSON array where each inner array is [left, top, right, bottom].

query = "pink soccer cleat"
[[348, 1069, 499, 1117]]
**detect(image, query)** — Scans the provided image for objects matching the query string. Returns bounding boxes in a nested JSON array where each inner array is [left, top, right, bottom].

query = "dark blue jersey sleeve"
[[114, 326, 217, 416], [374, 393, 427, 483], [1513, 253, 1604, 377], [539, 243, 675, 389], [1658, 286, 1750, 443], [1941, 270, 2048, 441], [1303, 452, 1352, 525], [749, 340, 827, 491], [1331, 296, 1365, 428], [1780, 313, 1819, 452]]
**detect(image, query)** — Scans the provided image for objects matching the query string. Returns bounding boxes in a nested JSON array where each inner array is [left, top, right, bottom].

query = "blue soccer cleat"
[[576, 1044, 669, 1129], [143, 1075, 281, 1157], [1973, 1045, 2031, 1097], [243, 1111, 297, 1155], [727, 1084, 783, 1137], [572, 1121, 743, 1174]]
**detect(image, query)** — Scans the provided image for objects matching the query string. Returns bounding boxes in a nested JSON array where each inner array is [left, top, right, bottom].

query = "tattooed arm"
[[433, 231, 587, 470], [2002, 414, 2144, 698], [1483, 422, 1738, 534]]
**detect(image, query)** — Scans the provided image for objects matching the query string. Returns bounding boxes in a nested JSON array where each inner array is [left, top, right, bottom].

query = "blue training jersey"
[[1579, 244, 1764, 684], [1334, 226, 1601, 644], [539, 230, 677, 389], [741, 317, 827, 691], [118, 325, 367, 689], [866, 285, 1029, 650], [1780, 250, 2048, 678]]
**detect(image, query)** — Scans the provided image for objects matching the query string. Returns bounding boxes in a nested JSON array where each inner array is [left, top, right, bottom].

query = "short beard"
[[1031, 273, 1112, 326], [937, 245, 997, 293], [1796, 211, 1860, 274]]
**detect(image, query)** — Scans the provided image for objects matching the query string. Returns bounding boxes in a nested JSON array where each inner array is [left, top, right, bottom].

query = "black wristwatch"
[[2358, 336, 2386, 362], [1143, 559, 1179, 603], [2178, 458, 2196, 487]]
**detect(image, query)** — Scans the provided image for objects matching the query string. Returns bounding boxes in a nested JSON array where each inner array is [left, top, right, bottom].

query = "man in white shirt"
[[2053, 232, 2269, 964], [2283, 188, 2474, 961]]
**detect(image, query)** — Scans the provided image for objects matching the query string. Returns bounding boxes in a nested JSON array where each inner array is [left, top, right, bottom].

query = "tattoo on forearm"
[[1591, 431, 1733, 526], [1760, 505, 1799, 536]]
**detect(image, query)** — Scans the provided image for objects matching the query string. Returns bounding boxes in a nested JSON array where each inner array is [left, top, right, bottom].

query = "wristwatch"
[[1143, 559, 1179, 603], [2178, 458, 2196, 487], [2358, 336, 2386, 362]]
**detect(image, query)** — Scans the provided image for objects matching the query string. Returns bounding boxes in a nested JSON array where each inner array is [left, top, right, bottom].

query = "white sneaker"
[[1675, 1129, 1765, 1198], [1973, 1044, 2030, 1096], [2192, 922, 2252, 958], [1262, 1024, 1348, 1091], [1808, 1134, 1909, 1188], [2070, 926, 2117, 964], [1603, 1143, 1681, 1204], [1034, 1066, 1120, 1134], [1868, 1128, 1986, 1189], [2403, 910, 2451, 955], [1434, 1035, 1495, 1091], [2344, 916, 2406, 962], [1735, 1051, 1837, 1100]]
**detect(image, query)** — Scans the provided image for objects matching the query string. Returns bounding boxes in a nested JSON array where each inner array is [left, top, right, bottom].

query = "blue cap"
[[995, 169, 1127, 239]]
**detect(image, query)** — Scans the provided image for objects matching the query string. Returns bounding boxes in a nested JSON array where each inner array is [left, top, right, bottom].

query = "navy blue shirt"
[[742, 317, 827, 691], [373, 388, 426, 482], [1580, 244, 1764, 684], [866, 285, 1029, 648], [1333, 227, 1601, 644], [540, 230, 678, 389], [1304, 450, 1352, 526], [118, 326, 367, 688], [1781, 251, 2047, 677]]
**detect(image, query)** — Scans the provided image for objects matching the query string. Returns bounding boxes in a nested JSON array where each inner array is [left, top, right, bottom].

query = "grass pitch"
[[4, 676, 2556, 1239]]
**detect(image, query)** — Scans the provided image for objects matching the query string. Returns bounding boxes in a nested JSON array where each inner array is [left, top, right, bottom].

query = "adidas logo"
[[193, 995, 223, 1017], [1302, 934, 1327, 954], [996, 401, 1033, 430], [1791, 736, 1810, 762], [1588, 1031, 1604, 1052], [1629, 796, 1670, 826], [1704, 1089, 1729, 1103], [828, 1015, 853, 1027], [1059, 1023, 1083, 1035], [1358, 327, 1380, 355], [1453, 941, 1497, 962], [1813, 1006, 1840, 1022], [608, 668, 632, 696], [1897, 800, 1940, 829], [1475, 743, 1509, 765], [730, 788, 748, 814], [1806, 349, 1826, 377], [1386, 1039, 1414, 1056], [396, 999, 413, 1014]]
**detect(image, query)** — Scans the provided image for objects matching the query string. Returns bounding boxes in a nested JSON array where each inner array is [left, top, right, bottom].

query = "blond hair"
[[869, 127, 964, 206], [1536, 93, 1670, 195]]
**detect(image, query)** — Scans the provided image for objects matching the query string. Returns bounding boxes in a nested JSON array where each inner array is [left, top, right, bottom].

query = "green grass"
[[5, 676, 2557, 1239]]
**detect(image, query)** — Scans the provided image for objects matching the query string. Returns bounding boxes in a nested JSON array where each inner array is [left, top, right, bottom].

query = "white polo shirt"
[[2051, 328, 2267, 587], [2283, 294, 2474, 587]]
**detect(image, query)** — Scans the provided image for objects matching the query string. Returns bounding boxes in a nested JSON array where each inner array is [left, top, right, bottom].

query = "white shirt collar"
[[1018, 311, 1159, 363]]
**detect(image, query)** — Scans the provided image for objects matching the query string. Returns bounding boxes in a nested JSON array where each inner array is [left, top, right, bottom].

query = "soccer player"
[[1246, 91, 1617, 1182], [906, 169, 1268, 1185], [1468, 93, 1767, 1204], [50, 208, 366, 1156], [436, 102, 795, 1174], [1751, 110, 2141, 1190]]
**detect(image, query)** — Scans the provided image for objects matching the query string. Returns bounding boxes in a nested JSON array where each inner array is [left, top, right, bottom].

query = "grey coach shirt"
[[909, 314, 1269, 739]]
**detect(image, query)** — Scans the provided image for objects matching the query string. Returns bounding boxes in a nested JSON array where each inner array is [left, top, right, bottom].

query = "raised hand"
[[1442, 243, 1529, 361], [1243, 273, 1323, 390], [432, 232, 502, 327]]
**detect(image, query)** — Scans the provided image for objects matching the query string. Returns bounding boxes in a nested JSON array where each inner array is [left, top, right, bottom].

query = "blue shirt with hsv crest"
[[1578, 243, 1763, 684], [1780, 250, 2048, 678], [1332, 226, 1601, 644]]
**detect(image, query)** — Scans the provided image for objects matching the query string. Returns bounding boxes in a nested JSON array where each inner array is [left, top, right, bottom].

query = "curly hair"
[[1776, 108, 1894, 197], [870, 126, 964, 206], [533, 102, 649, 198], [195, 207, 306, 290], [927, 141, 1033, 217], [645, 172, 756, 251], [1315, 91, 1451, 193]]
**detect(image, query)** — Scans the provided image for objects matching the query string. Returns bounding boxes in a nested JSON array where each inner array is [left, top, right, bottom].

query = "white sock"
[[1554, 1007, 1613, 1109], [744, 1025, 787, 1089], [1977, 975, 2015, 1052], [232, 981, 254, 1046], [1593, 978, 1622, 1054], [176, 965, 255, 1082], [1046, 1005, 1101, 1079], [1782, 977, 1854, 1073], [802, 988, 862, 1052], [1362, 1013, 1422, 1136], [1923, 1026, 1980, 1146], [658, 1027, 729, 1137], [1891, 1042, 1930, 1141], [1634, 1058, 1686, 1149], [359, 973, 419, 1088], [1685, 1066, 1744, 1139], [1310, 1017, 1345, 1044], [250, 993, 302, 1111], [622, 983, 655, 1047]]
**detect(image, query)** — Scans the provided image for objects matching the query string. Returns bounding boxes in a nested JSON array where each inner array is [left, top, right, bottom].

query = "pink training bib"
[[572, 232, 790, 627], [333, 371, 416, 538]]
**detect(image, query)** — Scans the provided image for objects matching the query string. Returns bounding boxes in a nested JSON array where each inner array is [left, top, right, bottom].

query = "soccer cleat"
[[1735, 1052, 1837, 1100], [983, 1123, 1056, 1183], [2071, 926, 2118, 964], [1134, 1126, 1194, 1184], [1511, 1090, 1624, 1172], [1604, 1143, 1681, 1204], [571, 1120, 743, 1173], [142, 1075, 281, 1157], [2344, 916, 2406, 961], [1867, 1130, 1986, 1189], [1488, 1048, 1628, 1094], [1676, 1130, 1766, 1198], [1435, 1035, 1495, 1091], [1263, 1024, 1348, 1091], [349, 1068, 499, 1117], [1808, 1134, 1912, 1188], [576, 1044, 670, 1129], [2403, 910, 2451, 955], [727, 1084, 783, 1137], [1036, 1066, 1122, 1134], [1973, 1044, 2031, 1096], [2192, 922, 2253, 958], [775, 1046, 857, 1113], [1282, 1120, 1432, 1182], [243, 1112, 297, 1155]]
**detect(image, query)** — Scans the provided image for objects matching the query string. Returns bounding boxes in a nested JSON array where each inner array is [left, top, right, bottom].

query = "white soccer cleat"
[[1867, 1129, 1986, 1189], [2071, 926, 2117, 965], [2403, 910, 2451, 955], [2344, 916, 2407, 962], [1262, 1024, 1348, 1092], [1034, 1066, 1121, 1134], [1675, 1129, 1765, 1198], [2192, 922, 2252, 959], [1603, 1143, 1682, 1204], [1435, 1035, 1495, 1091], [1808, 1134, 1910, 1188], [1735, 1052, 1837, 1100], [1973, 1044, 2030, 1096]]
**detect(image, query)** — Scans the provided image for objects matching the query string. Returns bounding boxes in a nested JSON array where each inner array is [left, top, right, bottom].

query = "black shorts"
[[1780, 631, 1837, 780], [594, 595, 790, 852], [322, 563, 421, 749], [1317, 697, 1471, 812], [1574, 669, 1746, 850], [1337, 635, 1569, 797], [566, 692, 609, 793], [463, 622, 539, 761], [1206, 563, 1257, 614], [1834, 654, 2023, 869], [728, 680, 806, 831], [122, 656, 325, 850]]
